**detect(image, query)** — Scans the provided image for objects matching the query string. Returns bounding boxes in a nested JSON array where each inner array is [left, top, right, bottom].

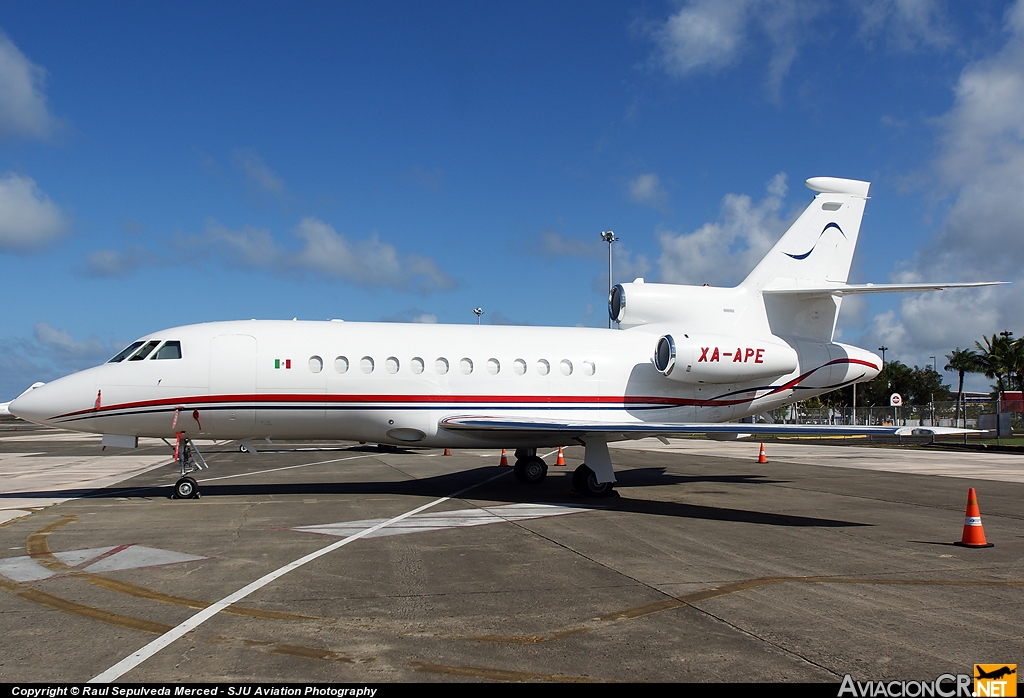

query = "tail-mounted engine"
[[652, 333, 798, 384]]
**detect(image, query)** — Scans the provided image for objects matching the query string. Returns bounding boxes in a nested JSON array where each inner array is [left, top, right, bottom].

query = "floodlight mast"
[[472, 307, 483, 325], [601, 230, 618, 328]]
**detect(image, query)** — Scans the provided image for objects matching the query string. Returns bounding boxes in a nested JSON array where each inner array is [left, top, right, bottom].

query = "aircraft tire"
[[572, 464, 613, 497], [513, 456, 548, 484], [173, 476, 199, 500]]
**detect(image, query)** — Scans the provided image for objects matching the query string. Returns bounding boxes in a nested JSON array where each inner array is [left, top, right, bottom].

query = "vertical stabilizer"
[[741, 177, 870, 291]]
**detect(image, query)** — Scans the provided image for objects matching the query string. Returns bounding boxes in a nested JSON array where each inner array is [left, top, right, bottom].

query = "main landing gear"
[[171, 434, 208, 499], [513, 448, 548, 484], [511, 445, 617, 497], [572, 464, 613, 497]]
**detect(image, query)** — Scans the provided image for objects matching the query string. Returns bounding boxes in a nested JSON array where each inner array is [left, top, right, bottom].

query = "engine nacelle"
[[653, 333, 798, 384], [610, 282, 695, 328]]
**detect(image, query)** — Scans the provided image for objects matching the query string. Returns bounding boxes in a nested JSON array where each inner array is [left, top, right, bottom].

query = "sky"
[[1, 0, 1022, 398]]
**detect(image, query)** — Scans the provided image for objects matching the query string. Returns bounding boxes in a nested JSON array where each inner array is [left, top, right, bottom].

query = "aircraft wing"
[[439, 416, 975, 438], [762, 281, 1007, 299]]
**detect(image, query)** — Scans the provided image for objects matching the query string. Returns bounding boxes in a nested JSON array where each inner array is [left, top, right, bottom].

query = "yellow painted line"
[[455, 575, 1024, 645], [0, 574, 172, 635], [409, 660, 602, 683]]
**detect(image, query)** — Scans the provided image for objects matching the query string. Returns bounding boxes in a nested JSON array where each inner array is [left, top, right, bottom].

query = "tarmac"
[[0, 423, 1021, 683]]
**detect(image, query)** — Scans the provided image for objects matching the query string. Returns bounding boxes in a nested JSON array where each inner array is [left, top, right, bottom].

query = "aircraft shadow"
[[1, 466, 866, 528]]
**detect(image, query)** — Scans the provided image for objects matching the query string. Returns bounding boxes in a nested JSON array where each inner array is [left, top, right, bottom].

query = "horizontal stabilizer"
[[439, 416, 976, 438], [763, 281, 1008, 299]]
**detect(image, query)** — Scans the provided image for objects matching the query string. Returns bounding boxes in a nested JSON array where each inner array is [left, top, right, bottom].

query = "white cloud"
[[232, 147, 285, 194], [0, 172, 68, 250], [189, 217, 455, 292], [627, 172, 669, 210], [33, 322, 113, 361], [649, 0, 751, 76], [538, 229, 602, 260], [656, 172, 789, 286], [0, 30, 60, 140], [290, 217, 455, 292], [856, 0, 954, 52], [382, 309, 439, 323], [203, 221, 280, 268], [81, 245, 155, 278], [844, 2, 1024, 368], [645, 0, 819, 98], [646, 0, 958, 97]]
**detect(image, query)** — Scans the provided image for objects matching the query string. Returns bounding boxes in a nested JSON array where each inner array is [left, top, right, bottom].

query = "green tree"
[[975, 333, 1015, 393], [945, 348, 980, 427]]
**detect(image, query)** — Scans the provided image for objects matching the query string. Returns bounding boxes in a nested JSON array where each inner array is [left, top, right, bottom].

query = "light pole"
[[601, 230, 618, 329], [472, 307, 483, 325], [878, 346, 888, 365], [929, 356, 936, 427]]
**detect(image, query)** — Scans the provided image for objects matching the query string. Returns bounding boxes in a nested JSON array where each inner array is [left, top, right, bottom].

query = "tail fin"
[[741, 177, 870, 290]]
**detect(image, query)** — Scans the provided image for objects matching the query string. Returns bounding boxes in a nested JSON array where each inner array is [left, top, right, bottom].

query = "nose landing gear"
[[171, 433, 208, 499]]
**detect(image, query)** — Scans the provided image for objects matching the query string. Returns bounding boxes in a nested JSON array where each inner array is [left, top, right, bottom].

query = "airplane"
[[975, 666, 1016, 681], [10, 177, 1004, 500], [0, 382, 45, 421]]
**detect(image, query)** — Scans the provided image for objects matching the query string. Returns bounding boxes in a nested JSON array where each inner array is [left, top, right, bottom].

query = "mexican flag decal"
[[275, 359, 292, 369]]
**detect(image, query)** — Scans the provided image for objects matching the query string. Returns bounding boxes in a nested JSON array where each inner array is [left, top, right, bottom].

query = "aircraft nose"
[[9, 372, 96, 427]]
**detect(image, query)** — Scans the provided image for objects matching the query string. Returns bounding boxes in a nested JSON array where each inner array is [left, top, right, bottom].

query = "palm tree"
[[975, 334, 1014, 393], [945, 348, 980, 428]]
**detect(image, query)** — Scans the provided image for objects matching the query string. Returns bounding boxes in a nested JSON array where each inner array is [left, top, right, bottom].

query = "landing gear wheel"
[[572, 464, 613, 497], [173, 476, 199, 500], [513, 456, 548, 484]]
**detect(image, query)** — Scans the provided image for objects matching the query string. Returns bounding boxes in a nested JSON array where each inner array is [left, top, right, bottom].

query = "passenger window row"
[[107, 340, 182, 363], [311, 354, 596, 377]]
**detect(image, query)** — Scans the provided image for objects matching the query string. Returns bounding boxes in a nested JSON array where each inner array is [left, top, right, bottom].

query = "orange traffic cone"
[[954, 487, 994, 548], [499, 449, 509, 466], [757, 443, 768, 464], [443, 448, 451, 456], [556, 447, 565, 466]]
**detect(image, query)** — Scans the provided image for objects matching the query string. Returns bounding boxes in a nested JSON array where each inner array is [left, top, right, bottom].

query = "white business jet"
[[0, 382, 45, 420], [10, 177, 1002, 499]]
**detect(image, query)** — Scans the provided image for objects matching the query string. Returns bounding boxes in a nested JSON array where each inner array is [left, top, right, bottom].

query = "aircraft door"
[[208, 334, 257, 435]]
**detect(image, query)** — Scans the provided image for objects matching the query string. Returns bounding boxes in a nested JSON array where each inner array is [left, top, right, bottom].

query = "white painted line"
[[89, 468, 512, 683], [84, 546, 206, 574], [292, 502, 596, 540], [0, 545, 206, 582], [197, 455, 370, 483]]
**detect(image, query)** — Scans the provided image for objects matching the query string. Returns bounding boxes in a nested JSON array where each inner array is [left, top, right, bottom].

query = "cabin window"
[[560, 359, 573, 376], [335, 356, 349, 373], [309, 356, 323, 373], [129, 340, 161, 361], [411, 357, 424, 374], [582, 360, 595, 376], [108, 341, 144, 363], [385, 357, 400, 374], [152, 341, 182, 360], [360, 356, 375, 374], [487, 358, 500, 375], [460, 358, 474, 375], [536, 359, 550, 376], [435, 357, 449, 375], [513, 358, 527, 375]]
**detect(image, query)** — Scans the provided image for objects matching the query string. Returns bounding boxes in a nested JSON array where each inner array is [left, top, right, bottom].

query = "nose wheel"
[[170, 434, 207, 500], [173, 476, 200, 499]]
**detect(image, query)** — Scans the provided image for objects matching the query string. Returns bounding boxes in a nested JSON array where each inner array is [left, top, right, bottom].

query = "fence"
[[761, 400, 1015, 429]]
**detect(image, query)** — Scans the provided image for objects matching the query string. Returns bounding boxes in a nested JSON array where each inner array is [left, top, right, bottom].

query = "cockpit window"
[[152, 341, 182, 360], [108, 341, 144, 363], [129, 340, 161, 361]]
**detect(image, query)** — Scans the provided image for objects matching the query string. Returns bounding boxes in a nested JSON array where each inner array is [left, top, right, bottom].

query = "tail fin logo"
[[783, 222, 846, 260]]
